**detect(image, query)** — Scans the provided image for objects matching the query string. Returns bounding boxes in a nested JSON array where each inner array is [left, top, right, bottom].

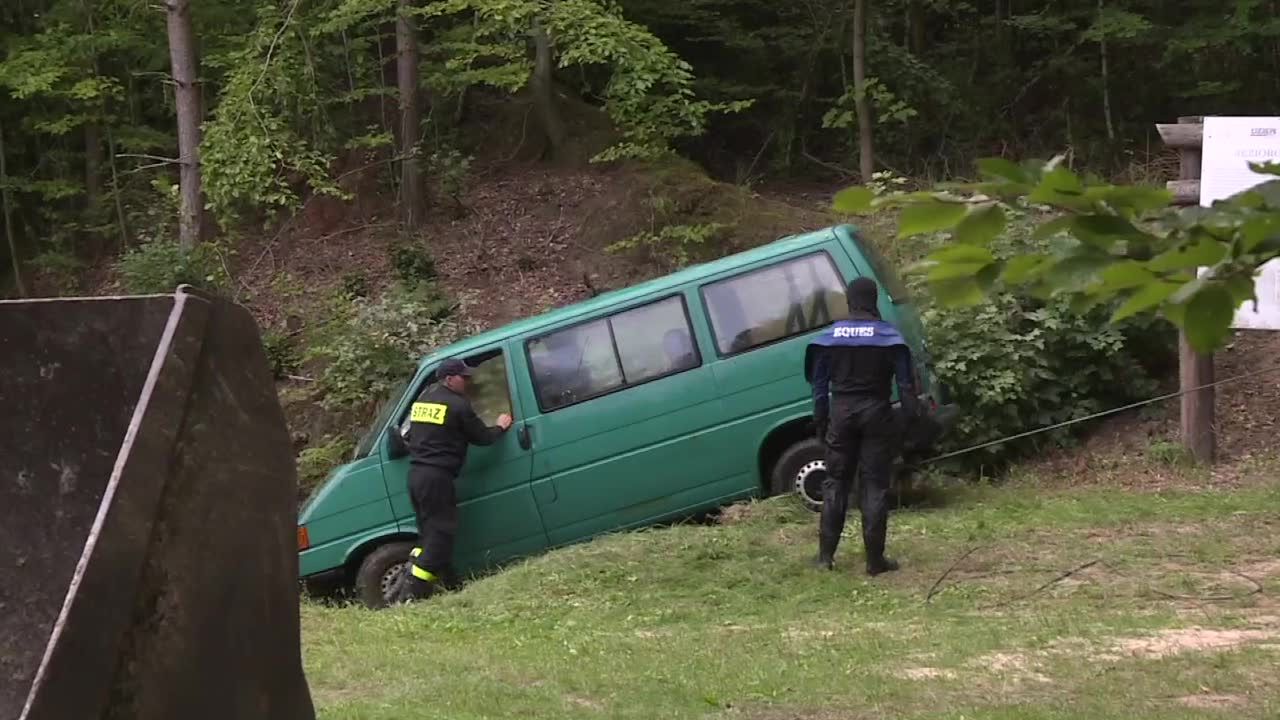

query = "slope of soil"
[[231, 158, 839, 333]]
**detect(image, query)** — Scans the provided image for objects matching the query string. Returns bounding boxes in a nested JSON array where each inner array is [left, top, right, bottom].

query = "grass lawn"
[[301, 466, 1280, 720]]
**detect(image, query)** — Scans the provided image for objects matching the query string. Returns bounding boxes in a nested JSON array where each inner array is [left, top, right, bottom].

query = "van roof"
[[418, 224, 850, 368]]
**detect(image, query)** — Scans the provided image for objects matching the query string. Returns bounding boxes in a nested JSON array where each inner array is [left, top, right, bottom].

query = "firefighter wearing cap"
[[395, 357, 513, 602], [804, 276, 918, 576]]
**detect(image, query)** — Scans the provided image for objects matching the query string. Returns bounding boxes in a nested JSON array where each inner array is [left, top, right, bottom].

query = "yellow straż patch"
[[411, 402, 447, 424]]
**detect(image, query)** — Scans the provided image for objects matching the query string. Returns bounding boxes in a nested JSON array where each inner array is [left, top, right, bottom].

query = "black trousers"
[[407, 465, 459, 582], [820, 394, 895, 563]]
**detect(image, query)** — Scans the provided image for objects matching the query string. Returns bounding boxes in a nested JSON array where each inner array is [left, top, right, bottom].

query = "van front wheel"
[[355, 541, 415, 609], [770, 438, 826, 513]]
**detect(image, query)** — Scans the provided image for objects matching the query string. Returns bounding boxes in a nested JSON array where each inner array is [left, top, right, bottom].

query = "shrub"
[[306, 283, 460, 412], [28, 246, 84, 294], [297, 434, 355, 493], [606, 221, 733, 270], [262, 329, 301, 380], [116, 238, 231, 294], [914, 209, 1177, 469], [388, 241, 437, 289]]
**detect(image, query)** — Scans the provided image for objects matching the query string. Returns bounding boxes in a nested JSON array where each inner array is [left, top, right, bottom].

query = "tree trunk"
[[397, 0, 425, 229], [106, 126, 131, 248], [1099, 0, 1115, 141], [531, 18, 567, 158], [852, 0, 874, 181], [907, 0, 925, 54], [165, 0, 204, 249], [0, 120, 25, 297]]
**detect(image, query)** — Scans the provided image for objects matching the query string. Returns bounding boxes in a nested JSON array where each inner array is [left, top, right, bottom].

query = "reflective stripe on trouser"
[[408, 466, 459, 581]]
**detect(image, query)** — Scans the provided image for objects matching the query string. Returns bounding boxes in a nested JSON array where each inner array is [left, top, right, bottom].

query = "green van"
[[297, 224, 955, 607]]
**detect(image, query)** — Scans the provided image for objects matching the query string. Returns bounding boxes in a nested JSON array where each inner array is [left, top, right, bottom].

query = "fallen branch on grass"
[[926, 545, 984, 604], [989, 559, 1103, 609], [1150, 569, 1264, 603]]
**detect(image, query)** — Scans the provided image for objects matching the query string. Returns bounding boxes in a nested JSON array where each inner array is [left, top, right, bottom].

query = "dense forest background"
[[3, 0, 1278, 479], [4, 0, 1279, 289]]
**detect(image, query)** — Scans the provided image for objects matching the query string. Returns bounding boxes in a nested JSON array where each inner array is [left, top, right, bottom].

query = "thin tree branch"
[[118, 153, 182, 164]]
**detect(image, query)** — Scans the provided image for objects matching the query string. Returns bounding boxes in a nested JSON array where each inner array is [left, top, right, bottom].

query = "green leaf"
[[954, 204, 1007, 245], [1096, 261, 1156, 292], [1183, 284, 1236, 352], [976, 158, 1029, 183], [929, 276, 986, 306], [928, 244, 996, 265], [832, 186, 875, 214], [1241, 216, 1280, 252], [1044, 253, 1114, 292], [1070, 214, 1153, 250], [1224, 274, 1258, 306], [898, 200, 968, 238], [1110, 281, 1180, 322], [1084, 184, 1174, 214], [1003, 254, 1050, 284], [1235, 180, 1280, 208], [1029, 167, 1086, 208], [1249, 161, 1280, 177], [1032, 216, 1074, 241], [1147, 236, 1228, 272]]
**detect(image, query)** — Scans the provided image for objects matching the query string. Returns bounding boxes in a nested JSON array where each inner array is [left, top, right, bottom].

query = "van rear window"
[[700, 252, 849, 356]]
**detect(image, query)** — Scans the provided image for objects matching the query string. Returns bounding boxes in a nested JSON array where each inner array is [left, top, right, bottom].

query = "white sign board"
[[1199, 116, 1280, 330]]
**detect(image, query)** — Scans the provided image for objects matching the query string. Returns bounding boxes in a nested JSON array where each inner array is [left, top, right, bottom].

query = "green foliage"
[[420, 0, 748, 161], [262, 328, 302, 380], [1146, 439, 1194, 467], [340, 271, 370, 298], [307, 283, 460, 412], [200, 2, 350, 227], [427, 147, 472, 205], [388, 241, 437, 289], [297, 434, 356, 491], [838, 156, 1280, 353], [28, 245, 84, 293], [913, 213, 1173, 467], [606, 221, 731, 270], [115, 238, 232, 294]]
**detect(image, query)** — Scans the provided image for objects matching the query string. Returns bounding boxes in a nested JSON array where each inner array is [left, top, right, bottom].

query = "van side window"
[[610, 296, 699, 384], [527, 295, 700, 411], [701, 252, 850, 355], [527, 319, 624, 411]]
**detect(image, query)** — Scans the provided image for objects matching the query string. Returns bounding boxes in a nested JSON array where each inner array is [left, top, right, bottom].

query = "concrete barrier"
[[0, 286, 315, 720]]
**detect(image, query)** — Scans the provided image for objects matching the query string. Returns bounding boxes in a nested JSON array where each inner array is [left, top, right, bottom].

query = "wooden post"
[[1155, 115, 1215, 464]]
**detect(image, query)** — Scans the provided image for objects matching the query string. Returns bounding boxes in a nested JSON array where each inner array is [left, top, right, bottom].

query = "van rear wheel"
[[355, 541, 415, 609], [771, 438, 826, 513]]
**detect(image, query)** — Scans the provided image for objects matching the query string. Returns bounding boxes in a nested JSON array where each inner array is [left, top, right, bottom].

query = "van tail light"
[[297, 526, 310, 551]]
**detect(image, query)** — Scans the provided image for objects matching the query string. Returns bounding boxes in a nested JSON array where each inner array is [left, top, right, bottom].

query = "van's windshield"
[[355, 376, 412, 458]]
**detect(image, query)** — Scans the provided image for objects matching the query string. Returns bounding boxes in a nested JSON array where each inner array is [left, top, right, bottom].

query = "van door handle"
[[516, 424, 532, 450]]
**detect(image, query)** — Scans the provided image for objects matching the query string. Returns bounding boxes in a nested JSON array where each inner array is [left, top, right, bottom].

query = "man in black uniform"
[[804, 277, 918, 576], [394, 357, 512, 602]]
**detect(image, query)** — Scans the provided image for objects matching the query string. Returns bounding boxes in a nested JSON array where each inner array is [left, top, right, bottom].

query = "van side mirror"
[[386, 426, 409, 460]]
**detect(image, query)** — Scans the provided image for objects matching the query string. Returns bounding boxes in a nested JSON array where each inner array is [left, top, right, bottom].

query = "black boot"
[[393, 574, 437, 604], [866, 556, 900, 576], [813, 535, 838, 570]]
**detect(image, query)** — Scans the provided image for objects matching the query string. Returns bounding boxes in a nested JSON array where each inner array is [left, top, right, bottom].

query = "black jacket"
[[407, 385, 504, 475]]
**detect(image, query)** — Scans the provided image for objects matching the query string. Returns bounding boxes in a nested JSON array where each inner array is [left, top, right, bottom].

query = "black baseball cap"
[[438, 357, 473, 378]]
